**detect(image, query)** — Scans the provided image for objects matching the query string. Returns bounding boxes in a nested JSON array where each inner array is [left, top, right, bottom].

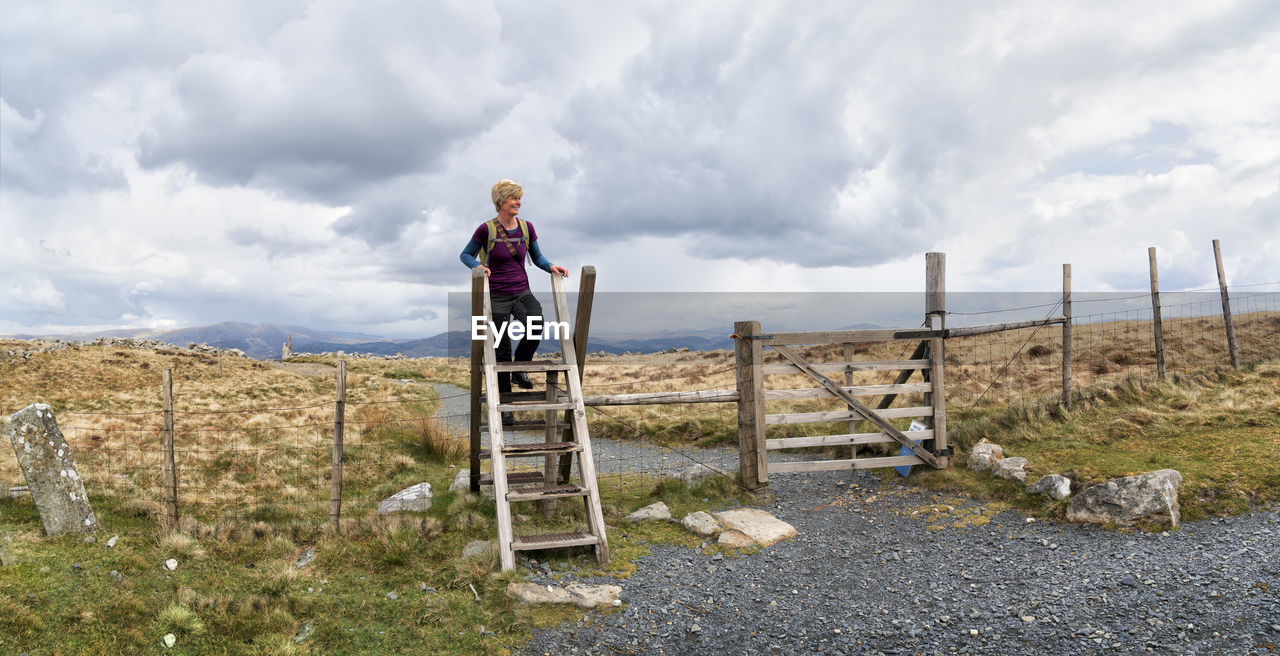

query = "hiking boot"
[[501, 412, 514, 426], [512, 372, 534, 389]]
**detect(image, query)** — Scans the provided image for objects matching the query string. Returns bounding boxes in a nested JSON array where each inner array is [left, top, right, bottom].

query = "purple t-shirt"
[[473, 220, 538, 295]]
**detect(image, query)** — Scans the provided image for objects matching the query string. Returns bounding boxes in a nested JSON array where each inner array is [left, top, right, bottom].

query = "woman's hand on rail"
[[550, 265, 569, 278]]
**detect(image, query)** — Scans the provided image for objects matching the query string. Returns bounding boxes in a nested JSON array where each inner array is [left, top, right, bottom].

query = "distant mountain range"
[[6, 321, 742, 360]]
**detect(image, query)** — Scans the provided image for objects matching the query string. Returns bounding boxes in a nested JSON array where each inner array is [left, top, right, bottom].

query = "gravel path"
[[520, 472, 1279, 655], [432, 383, 1280, 655]]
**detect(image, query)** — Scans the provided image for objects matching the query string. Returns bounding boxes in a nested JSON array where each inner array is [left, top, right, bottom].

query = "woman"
[[460, 179, 568, 424]]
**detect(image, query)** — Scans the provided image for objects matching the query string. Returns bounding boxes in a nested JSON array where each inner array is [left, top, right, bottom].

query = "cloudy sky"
[[3, 1, 1278, 338]]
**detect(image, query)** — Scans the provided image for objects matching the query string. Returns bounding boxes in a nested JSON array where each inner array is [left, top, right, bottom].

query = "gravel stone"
[[517, 469, 1280, 655]]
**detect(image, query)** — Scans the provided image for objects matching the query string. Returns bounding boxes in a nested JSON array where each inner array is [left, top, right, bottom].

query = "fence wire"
[[5, 286, 1276, 529]]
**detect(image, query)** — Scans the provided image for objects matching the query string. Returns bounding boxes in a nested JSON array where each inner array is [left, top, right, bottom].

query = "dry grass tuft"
[[157, 530, 207, 560], [155, 602, 206, 637]]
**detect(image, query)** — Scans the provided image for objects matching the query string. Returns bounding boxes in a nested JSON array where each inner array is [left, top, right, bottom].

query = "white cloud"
[[1, 0, 1277, 339]]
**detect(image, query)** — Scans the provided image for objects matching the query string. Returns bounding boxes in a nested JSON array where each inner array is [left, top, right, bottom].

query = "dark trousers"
[[491, 291, 543, 393]]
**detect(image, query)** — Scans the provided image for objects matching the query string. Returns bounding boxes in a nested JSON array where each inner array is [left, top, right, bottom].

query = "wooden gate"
[[733, 322, 950, 489]]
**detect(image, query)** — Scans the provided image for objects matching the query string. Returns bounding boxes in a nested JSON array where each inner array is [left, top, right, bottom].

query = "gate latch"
[[932, 447, 954, 458]]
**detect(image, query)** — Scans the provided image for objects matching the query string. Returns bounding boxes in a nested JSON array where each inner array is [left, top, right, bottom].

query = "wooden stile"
[[472, 268, 609, 571]]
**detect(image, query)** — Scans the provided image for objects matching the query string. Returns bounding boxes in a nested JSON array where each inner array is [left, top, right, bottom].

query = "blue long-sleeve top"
[[459, 237, 554, 272]]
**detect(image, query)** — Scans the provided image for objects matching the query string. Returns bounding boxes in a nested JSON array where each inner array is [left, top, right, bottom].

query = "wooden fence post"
[[1062, 263, 1073, 407], [843, 342, 856, 460], [925, 253, 948, 468], [1148, 247, 1166, 380], [559, 266, 596, 487], [161, 369, 178, 526], [470, 268, 484, 493], [734, 320, 767, 491], [1213, 239, 1240, 369], [330, 360, 346, 529]]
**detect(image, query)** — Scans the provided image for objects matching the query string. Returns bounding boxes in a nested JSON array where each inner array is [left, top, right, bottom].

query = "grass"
[[1, 308, 1277, 651], [915, 364, 1280, 521], [0, 342, 760, 654]]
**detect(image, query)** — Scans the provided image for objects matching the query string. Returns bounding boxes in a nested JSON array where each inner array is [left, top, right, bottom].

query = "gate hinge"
[[932, 447, 954, 458]]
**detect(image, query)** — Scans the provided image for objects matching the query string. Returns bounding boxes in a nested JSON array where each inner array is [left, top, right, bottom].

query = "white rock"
[[991, 457, 1028, 484], [712, 508, 796, 547], [462, 540, 491, 558], [163, 633, 176, 648], [681, 511, 722, 537], [377, 482, 433, 515], [1026, 474, 1072, 500], [163, 558, 178, 571], [625, 501, 671, 523], [717, 529, 757, 549], [966, 438, 1005, 473]]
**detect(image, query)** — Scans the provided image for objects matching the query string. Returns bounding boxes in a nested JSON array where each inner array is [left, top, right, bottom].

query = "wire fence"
[[6, 281, 1277, 529], [943, 286, 1280, 414]]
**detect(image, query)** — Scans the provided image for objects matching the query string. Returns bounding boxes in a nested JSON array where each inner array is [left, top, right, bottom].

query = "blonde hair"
[[491, 179, 523, 211]]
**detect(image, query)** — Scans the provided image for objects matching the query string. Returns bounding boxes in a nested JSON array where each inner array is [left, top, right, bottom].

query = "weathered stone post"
[[5, 404, 98, 535]]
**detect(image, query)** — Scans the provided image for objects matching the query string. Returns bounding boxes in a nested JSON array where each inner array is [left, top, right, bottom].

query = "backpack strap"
[[478, 218, 527, 266]]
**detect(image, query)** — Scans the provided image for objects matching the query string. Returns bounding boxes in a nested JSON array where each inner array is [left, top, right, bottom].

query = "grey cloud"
[[226, 223, 327, 259], [0, 100, 127, 194], [330, 196, 425, 246], [136, 3, 516, 203], [548, 4, 980, 268]]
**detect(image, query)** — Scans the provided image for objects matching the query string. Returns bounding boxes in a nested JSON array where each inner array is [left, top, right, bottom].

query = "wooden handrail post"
[[470, 268, 485, 493], [1149, 247, 1166, 381], [1213, 239, 1240, 369], [560, 266, 596, 486], [734, 320, 767, 491], [161, 369, 178, 526], [1062, 263, 1073, 407], [330, 360, 346, 529], [925, 253, 948, 468]]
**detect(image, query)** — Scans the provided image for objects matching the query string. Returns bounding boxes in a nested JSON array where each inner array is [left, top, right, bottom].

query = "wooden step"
[[503, 442, 581, 457], [478, 442, 581, 459], [493, 362, 575, 372], [497, 401, 575, 413], [506, 484, 588, 502], [483, 391, 568, 404], [478, 471, 544, 486], [511, 531, 601, 551]]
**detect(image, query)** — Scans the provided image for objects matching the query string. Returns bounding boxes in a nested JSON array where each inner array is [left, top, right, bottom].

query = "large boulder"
[[1066, 470, 1183, 528], [967, 438, 1005, 473], [5, 404, 98, 535]]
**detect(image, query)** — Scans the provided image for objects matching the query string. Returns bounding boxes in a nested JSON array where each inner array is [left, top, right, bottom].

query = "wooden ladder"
[[477, 271, 609, 571]]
